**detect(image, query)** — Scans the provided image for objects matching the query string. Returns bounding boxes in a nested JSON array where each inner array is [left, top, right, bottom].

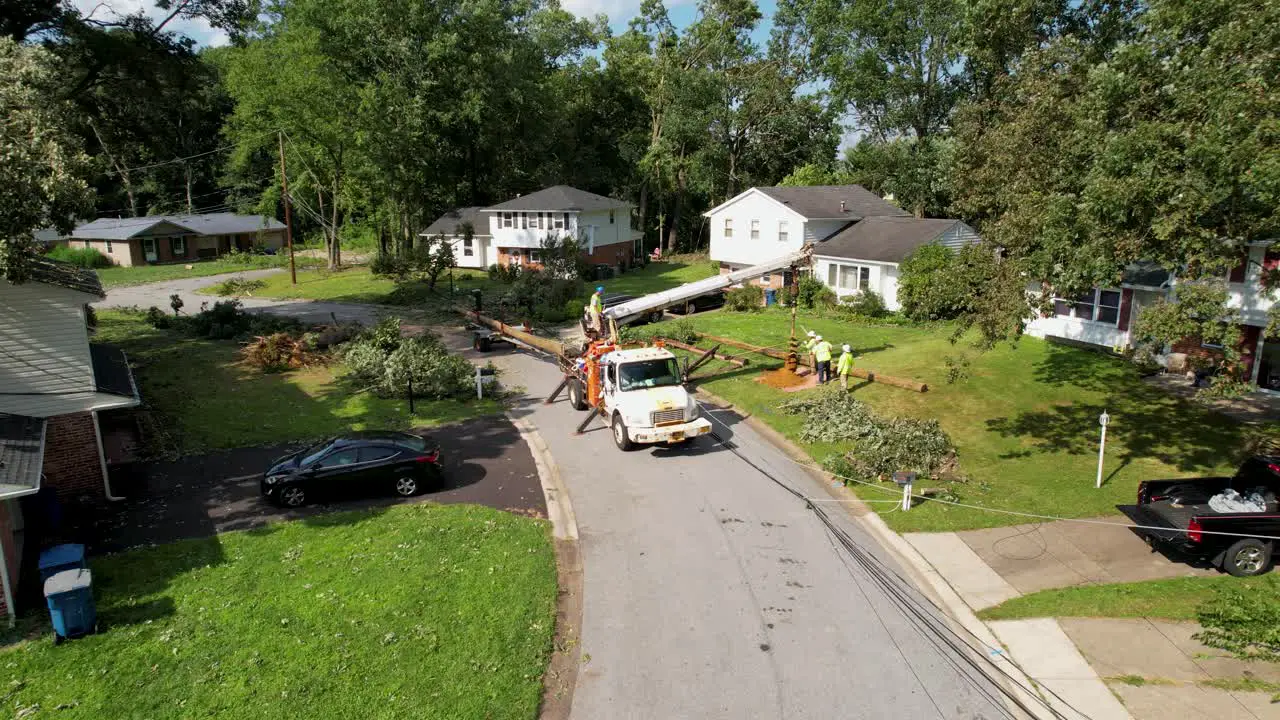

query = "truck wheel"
[[567, 379, 588, 410], [611, 414, 635, 451], [1223, 539, 1272, 577]]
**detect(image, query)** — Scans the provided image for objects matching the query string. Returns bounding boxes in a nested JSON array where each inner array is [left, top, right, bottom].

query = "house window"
[[751, 219, 760, 240], [105, 239, 113, 253], [778, 221, 789, 242], [503, 212, 513, 228], [760, 273, 771, 285], [463, 238, 474, 257], [520, 212, 529, 230], [723, 218, 733, 239], [143, 237, 158, 262], [609, 210, 615, 224], [529, 250, 541, 264], [1052, 288, 1122, 326], [534, 212, 543, 230], [826, 263, 870, 291], [171, 236, 186, 257], [554, 213, 565, 230]]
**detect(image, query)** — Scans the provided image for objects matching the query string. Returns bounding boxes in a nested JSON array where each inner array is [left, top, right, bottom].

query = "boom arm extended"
[[602, 246, 813, 325]]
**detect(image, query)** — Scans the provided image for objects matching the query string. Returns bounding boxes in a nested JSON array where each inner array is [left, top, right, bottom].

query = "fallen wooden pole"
[[699, 333, 928, 393], [472, 311, 568, 359], [657, 338, 748, 367]]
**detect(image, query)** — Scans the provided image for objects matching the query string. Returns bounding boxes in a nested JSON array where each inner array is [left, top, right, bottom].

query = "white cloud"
[[71, 0, 230, 47]]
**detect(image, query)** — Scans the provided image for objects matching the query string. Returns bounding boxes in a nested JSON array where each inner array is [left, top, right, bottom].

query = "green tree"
[[0, 39, 93, 283], [896, 244, 968, 321]]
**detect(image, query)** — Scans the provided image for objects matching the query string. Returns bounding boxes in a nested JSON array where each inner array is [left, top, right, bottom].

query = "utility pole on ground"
[[278, 131, 297, 285]]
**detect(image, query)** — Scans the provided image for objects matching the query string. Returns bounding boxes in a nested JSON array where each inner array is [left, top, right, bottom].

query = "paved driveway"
[[91, 415, 544, 553], [451, 333, 1014, 720], [97, 268, 388, 325]]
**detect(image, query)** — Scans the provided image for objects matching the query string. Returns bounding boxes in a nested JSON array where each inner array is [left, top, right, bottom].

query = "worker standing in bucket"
[[813, 335, 834, 384], [588, 286, 604, 334], [837, 344, 854, 390]]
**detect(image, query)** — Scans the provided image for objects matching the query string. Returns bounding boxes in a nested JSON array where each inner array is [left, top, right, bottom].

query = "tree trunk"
[[184, 163, 193, 214], [329, 176, 341, 269], [637, 183, 648, 257], [666, 168, 685, 254], [378, 223, 388, 255]]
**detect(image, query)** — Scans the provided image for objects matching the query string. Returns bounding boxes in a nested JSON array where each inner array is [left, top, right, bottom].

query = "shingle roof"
[[67, 213, 285, 241], [756, 185, 911, 220], [90, 344, 138, 399], [0, 413, 46, 497], [484, 186, 631, 213], [26, 255, 105, 297], [422, 207, 490, 236], [815, 216, 961, 263]]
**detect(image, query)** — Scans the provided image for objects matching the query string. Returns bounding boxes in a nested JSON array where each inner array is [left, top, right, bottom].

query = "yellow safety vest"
[[805, 338, 817, 352], [589, 294, 602, 312], [837, 352, 853, 375], [814, 341, 833, 362]]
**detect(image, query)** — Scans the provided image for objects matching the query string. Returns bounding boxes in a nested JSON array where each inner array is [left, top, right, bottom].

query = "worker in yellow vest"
[[587, 286, 604, 335], [804, 330, 818, 371], [837, 344, 854, 390], [813, 335, 834, 384]]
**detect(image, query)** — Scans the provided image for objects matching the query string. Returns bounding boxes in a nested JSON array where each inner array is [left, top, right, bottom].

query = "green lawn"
[[598, 255, 719, 297], [96, 311, 501, 454], [96, 255, 323, 288], [665, 308, 1256, 533], [3, 503, 557, 719], [978, 575, 1279, 621]]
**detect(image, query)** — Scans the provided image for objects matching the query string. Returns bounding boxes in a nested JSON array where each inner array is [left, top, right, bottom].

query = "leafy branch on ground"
[[1195, 575, 1280, 663], [210, 276, 267, 296], [343, 317, 479, 399]]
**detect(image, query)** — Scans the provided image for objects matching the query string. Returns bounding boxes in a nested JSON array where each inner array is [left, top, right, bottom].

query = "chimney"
[[839, 200, 847, 212]]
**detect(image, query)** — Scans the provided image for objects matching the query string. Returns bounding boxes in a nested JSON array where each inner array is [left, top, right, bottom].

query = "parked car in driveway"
[[261, 431, 442, 507], [663, 290, 727, 315], [1129, 455, 1280, 576]]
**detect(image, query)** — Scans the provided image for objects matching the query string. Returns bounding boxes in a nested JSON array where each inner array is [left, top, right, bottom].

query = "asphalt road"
[[97, 268, 387, 325], [460, 336, 1017, 720]]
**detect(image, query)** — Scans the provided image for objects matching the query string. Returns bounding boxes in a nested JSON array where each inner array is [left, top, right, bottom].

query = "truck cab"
[[568, 346, 712, 450]]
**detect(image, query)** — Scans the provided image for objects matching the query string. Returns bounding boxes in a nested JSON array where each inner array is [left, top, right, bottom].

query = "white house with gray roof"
[[58, 213, 286, 266], [706, 185, 978, 309]]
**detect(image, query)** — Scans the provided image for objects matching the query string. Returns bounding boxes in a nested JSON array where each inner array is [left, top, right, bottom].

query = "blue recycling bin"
[[765, 289, 778, 306], [38, 543, 86, 583], [45, 568, 97, 642]]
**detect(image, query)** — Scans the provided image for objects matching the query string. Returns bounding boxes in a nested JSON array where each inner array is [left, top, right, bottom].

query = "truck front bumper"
[[630, 417, 713, 445]]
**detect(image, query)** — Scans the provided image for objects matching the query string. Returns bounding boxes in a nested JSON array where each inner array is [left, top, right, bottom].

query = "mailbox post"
[[1096, 410, 1110, 489], [893, 471, 917, 511]]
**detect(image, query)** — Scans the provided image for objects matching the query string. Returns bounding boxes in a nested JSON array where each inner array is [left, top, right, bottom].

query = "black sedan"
[[261, 431, 442, 507]]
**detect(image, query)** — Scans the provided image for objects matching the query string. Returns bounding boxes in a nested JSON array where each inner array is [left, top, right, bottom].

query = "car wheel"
[[567, 379, 588, 410], [649, 311, 663, 323], [394, 475, 419, 497], [1223, 538, 1272, 577], [280, 485, 307, 508], [612, 414, 634, 451]]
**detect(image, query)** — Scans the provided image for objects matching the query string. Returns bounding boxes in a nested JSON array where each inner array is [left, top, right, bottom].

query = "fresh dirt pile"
[[756, 367, 812, 391]]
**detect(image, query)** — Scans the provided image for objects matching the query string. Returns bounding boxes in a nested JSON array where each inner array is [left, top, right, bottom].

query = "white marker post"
[[893, 471, 917, 511], [1096, 410, 1110, 489]]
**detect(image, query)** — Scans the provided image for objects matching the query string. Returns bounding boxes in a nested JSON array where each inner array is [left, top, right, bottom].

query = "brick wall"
[[583, 241, 634, 267], [42, 412, 104, 503], [1172, 325, 1264, 380]]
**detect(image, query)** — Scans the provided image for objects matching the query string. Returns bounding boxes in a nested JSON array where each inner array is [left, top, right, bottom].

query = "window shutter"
[[1117, 289, 1133, 331], [1228, 251, 1248, 282]]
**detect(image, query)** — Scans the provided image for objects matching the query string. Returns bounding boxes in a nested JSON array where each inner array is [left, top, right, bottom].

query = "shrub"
[[370, 252, 408, 277], [242, 332, 320, 372], [795, 275, 836, 309], [304, 322, 363, 350], [897, 244, 967, 321], [47, 245, 113, 268], [144, 306, 170, 329], [343, 321, 474, 399], [780, 392, 960, 481], [488, 263, 521, 284], [180, 299, 301, 340], [663, 317, 699, 344], [1195, 576, 1280, 662], [210, 277, 267, 296], [840, 290, 889, 318], [724, 285, 763, 312]]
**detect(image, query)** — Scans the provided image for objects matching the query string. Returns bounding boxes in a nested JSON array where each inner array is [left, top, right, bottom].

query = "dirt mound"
[[756, 367, 814, 392]]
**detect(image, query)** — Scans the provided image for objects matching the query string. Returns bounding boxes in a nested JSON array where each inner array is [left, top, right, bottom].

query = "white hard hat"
[[806, 330, 816, 337], [842, 344, 851, 352], [815, 335, 822, 341]]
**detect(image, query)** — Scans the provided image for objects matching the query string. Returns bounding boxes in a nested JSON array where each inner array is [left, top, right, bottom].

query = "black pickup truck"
[[1130, 455, 1280, 576]]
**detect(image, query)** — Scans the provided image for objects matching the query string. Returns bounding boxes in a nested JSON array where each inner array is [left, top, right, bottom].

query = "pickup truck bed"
[[1128, 499, 1206, 542]]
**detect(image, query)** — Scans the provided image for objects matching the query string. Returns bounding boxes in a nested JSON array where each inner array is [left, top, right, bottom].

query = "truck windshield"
[[618, 359, 681, 391]]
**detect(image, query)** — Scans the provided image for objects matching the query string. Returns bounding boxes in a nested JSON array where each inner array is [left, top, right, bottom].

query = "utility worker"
[[804, 330, 818, 371], [837, 344, 854, 390], [813, 335, 834, 384], [588, 286, 604, 335]]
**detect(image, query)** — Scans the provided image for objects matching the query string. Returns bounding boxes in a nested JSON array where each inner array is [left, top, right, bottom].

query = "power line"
[[113, 129, 278, 174]]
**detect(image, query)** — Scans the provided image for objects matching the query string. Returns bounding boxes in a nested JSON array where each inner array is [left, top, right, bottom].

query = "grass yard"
[[96, 310, 501, 454], [96, 255, 323, 288], [2, 503, 558, 719], [663, 308, 1259, 533], [598, 254, 719, 297], [978, 575, 1279, 621]]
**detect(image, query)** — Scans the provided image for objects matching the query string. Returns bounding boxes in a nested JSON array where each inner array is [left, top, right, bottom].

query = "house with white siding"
[[424, 186, 641, 270], [0, 256, 139, 625], [705, 185, 979, 310]]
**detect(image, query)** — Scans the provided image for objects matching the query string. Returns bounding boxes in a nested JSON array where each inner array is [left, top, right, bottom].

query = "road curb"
[[509, 415, 578, 541], [691, 385, 1067, 720]]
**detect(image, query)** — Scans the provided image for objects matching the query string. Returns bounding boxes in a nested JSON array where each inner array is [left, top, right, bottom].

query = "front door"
[[142, 237, 158, 263], [1257, 336, 1280, 392]]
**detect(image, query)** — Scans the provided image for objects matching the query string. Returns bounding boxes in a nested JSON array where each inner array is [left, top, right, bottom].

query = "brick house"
[[423, 186, 642, 271], [56, 213, 286, 267], [0, 257, 139, 625]]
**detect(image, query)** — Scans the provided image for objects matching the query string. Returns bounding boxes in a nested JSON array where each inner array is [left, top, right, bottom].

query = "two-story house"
[[705, 185, 979, 310], [0, 256, 140, 625], [424, 186, 640, 270]]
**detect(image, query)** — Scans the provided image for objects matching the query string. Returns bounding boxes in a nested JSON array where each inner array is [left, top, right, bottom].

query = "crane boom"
[[603, 246, 812, 324]]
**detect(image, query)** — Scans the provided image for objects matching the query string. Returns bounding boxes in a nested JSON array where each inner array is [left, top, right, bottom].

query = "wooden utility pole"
[[278, 131, 297, 285]]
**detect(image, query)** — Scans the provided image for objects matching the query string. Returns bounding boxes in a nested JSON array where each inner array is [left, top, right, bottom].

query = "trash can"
[[38, 543, 86, 583], [765, 289, 778, 306], [45, 568, 96, 643]]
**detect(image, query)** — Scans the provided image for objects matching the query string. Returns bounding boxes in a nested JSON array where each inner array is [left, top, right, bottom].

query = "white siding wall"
[[489, 211, 579, 249], [0, 281, 99, 417], [938, 222, 980, 250], [1025, 316, 1130, 349], [577, 209, 633, 253], [441, 234, 492, 269], [1226, 244, 1277, 327], [709, 191, 807, 266], [813, 257, 904, 309]]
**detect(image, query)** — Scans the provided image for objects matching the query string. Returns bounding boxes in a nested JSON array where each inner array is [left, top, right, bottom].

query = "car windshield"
[[618, 359, 681, 391], [299, 438, 337, 467]]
